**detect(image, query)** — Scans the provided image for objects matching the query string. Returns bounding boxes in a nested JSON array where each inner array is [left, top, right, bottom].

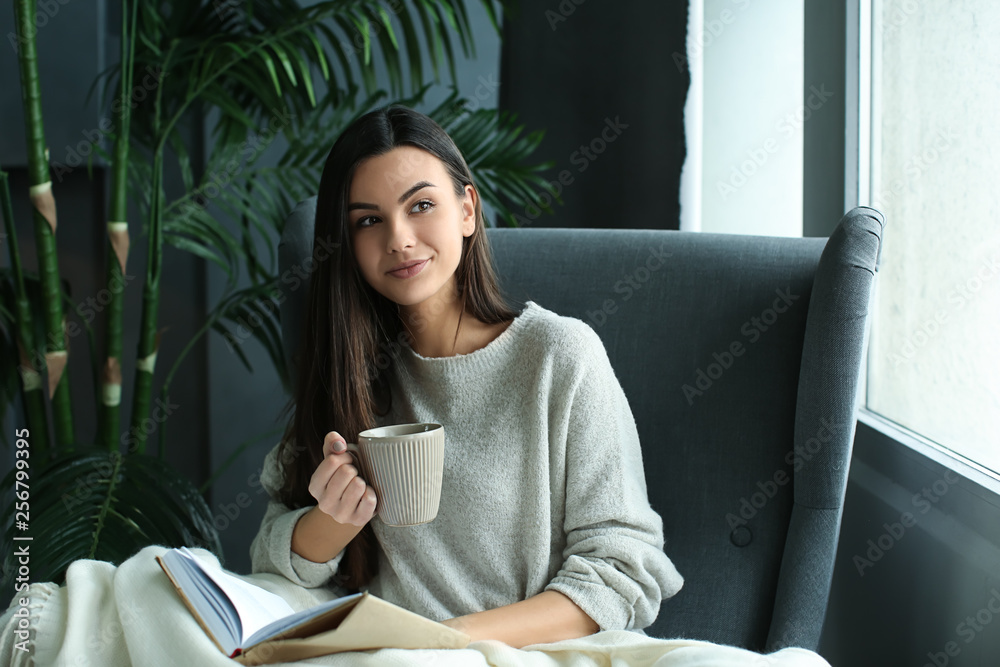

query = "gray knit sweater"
[[249, 300, 683, 632]]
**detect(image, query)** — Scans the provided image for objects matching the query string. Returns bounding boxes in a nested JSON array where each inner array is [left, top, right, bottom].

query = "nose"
[[384, 215, 415, 253]]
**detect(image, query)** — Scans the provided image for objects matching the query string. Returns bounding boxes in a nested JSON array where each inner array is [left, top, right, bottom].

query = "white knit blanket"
[[1, 546, 831, 667]]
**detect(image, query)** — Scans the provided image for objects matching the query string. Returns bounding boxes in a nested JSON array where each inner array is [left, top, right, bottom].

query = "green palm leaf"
[[0, 451, 221, 598], [209, 282, 287, 376], [426, 91, 558, 227]]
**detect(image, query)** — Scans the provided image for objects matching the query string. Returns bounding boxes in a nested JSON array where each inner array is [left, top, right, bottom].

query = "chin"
[[380, 288, 433, 309]]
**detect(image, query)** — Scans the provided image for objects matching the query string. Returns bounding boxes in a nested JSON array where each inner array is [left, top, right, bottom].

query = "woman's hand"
[[439, 616, 478, 642], [437, 592, 598, 647], [307, 431, 378, 527]]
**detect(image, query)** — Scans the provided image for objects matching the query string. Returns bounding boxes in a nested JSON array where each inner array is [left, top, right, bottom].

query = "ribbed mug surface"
[[357, 423, 444, 526]]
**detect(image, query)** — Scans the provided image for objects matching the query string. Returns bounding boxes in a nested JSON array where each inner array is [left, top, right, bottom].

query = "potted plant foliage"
[[0, 0, 558, 601]]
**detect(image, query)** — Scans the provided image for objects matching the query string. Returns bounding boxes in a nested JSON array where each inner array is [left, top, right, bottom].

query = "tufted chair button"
[[730, 525, 753, 547]]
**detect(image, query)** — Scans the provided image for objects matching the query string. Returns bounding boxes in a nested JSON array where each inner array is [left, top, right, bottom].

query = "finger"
[[325, 440, 348, 458], [316, 462, 361, 510], [329, 475, 371, 524], [308, 454, 348, 500], [359, 486, 377, 515], [328, 451, 354, 470], [340, 475, 367, 508], [315, 468, 355, 518], [353, 487, 378, 524], [314, 453, 342, 478], [308, 464, 337, 502], [329, 463, 362, 493], [313, 450, 353, 481], [323, 432, 347, 458], [343, 484, 377, 526]]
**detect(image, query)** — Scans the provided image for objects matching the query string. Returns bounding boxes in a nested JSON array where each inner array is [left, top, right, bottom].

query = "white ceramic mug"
[[345, 422, 444, 527]]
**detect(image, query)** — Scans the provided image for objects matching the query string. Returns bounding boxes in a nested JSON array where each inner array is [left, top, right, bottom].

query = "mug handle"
[[343, 442, 368, 480]]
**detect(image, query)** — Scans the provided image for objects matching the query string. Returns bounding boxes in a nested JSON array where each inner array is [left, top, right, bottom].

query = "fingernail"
[[333, 441, 345, 453]]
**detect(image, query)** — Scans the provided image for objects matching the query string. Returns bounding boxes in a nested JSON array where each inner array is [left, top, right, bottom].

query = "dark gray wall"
[[819, 417, 1000, 663], [1, 0, 106, 166], [497, 1, 689, 231]]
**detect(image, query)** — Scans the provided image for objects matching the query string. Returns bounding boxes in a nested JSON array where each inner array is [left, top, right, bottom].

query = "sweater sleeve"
[[543, 325, 684, 632], [248, 442, 346, 588]]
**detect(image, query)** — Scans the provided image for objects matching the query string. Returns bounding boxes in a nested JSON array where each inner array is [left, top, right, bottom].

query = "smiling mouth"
[[387, 259, 428, 278]]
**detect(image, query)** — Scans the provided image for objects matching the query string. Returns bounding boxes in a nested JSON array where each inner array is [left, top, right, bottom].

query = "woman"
[[250, 104, 684, 648]]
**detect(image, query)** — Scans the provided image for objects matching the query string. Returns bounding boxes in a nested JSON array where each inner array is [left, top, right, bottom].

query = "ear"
[[461, 185, 477, 237]]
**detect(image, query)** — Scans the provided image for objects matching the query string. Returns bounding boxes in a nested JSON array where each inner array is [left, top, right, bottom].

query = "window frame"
[[847, 0, 1000, 497]]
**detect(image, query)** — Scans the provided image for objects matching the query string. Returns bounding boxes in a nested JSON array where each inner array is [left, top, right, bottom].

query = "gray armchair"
[[278, 199, 884, 652]]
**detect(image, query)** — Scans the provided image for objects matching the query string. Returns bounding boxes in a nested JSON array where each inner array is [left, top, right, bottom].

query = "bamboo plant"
[[1, 0, 559, 596], [99, 0, 141, 451], [11, 0, 72, 455], [1, 0, 221, 594]]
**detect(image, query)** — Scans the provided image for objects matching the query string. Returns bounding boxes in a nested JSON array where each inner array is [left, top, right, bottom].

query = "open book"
[[156, 547, 470, 665]]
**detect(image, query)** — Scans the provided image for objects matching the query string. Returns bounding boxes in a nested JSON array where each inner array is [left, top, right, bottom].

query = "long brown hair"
[[273, 105, 518, 590]]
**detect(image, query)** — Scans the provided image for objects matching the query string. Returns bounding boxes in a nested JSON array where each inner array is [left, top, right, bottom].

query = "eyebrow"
[[347, 181, 435, 212]]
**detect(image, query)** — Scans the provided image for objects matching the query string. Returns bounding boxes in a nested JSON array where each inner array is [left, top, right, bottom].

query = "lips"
[[387, 259, 428, 279]]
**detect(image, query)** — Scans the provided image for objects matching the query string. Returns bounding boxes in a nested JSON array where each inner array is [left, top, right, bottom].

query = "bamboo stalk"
[[129, 146, 164, 455], [99, 0, 138, 451], [14, 0, 74, 450], [126, 28, 178, 456], [1, 170, 50, 456]]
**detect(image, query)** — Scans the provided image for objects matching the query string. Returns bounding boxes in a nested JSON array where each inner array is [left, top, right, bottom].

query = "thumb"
[[324, 433, 348, 457]]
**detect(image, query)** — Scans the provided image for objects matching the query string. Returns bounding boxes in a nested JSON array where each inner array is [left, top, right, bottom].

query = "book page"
[[159, 549, 243, 655], [243, 592, 363, 648], [175, 548, 296, 645]]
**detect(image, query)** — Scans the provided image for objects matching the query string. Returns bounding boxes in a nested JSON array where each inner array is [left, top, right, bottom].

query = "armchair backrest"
[[278, 199, 884, 651]]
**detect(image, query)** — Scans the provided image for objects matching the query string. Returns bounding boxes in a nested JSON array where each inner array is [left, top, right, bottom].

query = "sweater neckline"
[[396, 300, 540, 377]]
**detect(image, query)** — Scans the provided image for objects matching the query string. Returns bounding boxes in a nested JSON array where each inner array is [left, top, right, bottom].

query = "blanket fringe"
[[1, 582, 61, 666]]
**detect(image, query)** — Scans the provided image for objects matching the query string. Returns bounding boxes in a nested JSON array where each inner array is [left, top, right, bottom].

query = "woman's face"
[[347, 145, 476, 312]]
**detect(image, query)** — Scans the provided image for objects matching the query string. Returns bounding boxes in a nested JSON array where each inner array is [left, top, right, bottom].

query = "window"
[[863, 0, 1000, 474]]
